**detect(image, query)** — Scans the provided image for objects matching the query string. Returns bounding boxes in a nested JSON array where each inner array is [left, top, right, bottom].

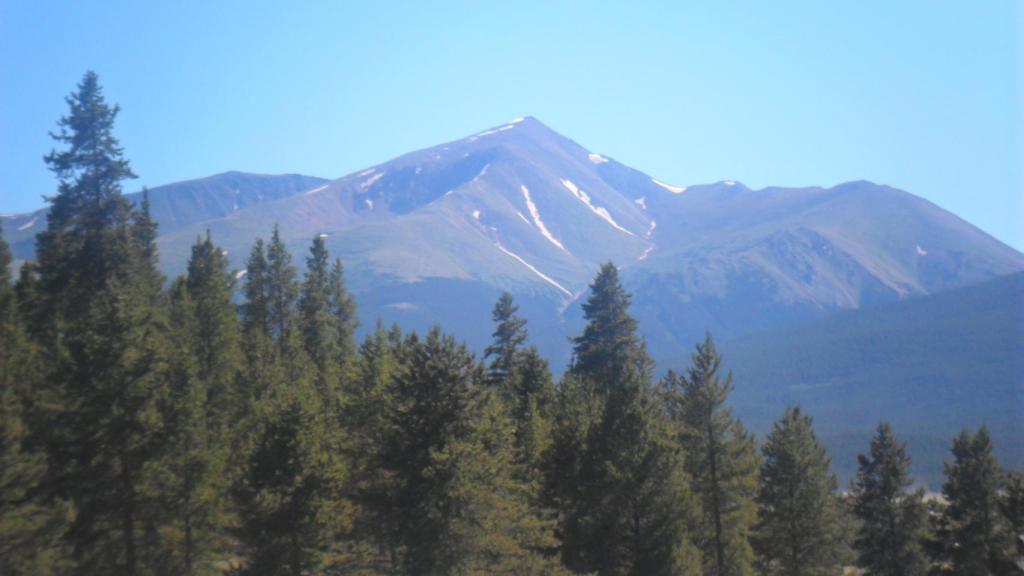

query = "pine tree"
[[569, 263, 644, 391], [32, 71, 167, 575], [383, 326, 565, 574], [266, 225, 298, 346], [184, 232, 242, 428], [344, 322, 403, 571], [485, 291, 528, 389], [850, 422, 928, 576], [233, 230, 350, 574], [232, 378, 334, 575], [1000, 471, 1024, 572], [552, 262, 701, 575], [241, 238, 271, 337], [152, 278, 231, 574], [299, 235, 340, 399], [327, 256, 358, 369], [0, 226, 74, 574], [667, 333, 759, 575], [941, 427, 1013, 574], [754, 407, 845, 575], [484, 292, 555, 471]]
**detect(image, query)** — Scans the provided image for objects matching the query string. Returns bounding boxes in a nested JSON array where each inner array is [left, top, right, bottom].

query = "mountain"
[[720, 271, 1024, 486], [2, 171, 328, 263], [4, 115, 1022, 478], [141, 117, 1022, 362], [4, 117, 1023, 447]]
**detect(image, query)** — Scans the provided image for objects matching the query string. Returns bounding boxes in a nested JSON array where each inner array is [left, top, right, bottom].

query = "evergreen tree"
[[232, 378, 336, 575], [383, 327, 565, 574], [0, 226, 74, 574], [233, 230, 351, 574], [1000, 471, 1024, 572], [666, 333, 759, 576], [569, 263, 644, 391], [327, 256, 358, 368], [151, 278, 231, 574], [485, 291, 528, 389], [184, 232, 242, 428], [552, 262, 700, 575], [941, 427, 1012, 574], [266, 225, 298, 346], [754, 407, 845, 575], [241, 238, 271, 337], [32, 71, 167, 575], [344, 322, 403, 571], [484, 292, 555, 471], [299, 235, 341, 400], [850, 422, 928, 576]]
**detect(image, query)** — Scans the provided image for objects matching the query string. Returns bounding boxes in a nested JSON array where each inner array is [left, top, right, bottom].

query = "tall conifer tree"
[[850, 423, 928, 576], [941, 427, 1013, 574], [553, 263, 700, 575], [755, 407, 846, 575], [33, 71, 167, 575], [666, 333, 759, 576], [383, 327, 564, 574], [299, 235, 341, 401], [485, 291, 528, 389], [0, 226, 74, 574]]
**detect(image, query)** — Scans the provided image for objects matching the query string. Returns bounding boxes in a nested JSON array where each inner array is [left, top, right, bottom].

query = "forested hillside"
[[2, 72, 1022, 576], [722, 271, 1024, 485]]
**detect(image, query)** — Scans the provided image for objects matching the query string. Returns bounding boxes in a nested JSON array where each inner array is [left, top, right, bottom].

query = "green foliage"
[[0, 228, 74, 575], [381, 327, 564, 574], [1000, 471, 1024, 570], [850, 423, 928, 576], [666, 333, 759, 575], [940, 427, 1014, 574], [30, 70, 169, 575], [8, 72, 1022, 576], [553, 262, 701, 575], [485, 291, 528, 388], [755, 407, 846, 575]]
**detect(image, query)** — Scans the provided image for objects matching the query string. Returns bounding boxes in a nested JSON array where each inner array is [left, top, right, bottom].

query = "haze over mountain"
[[3, 116, 1022, 478]]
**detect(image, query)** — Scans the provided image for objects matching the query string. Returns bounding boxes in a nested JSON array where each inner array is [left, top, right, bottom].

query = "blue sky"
[[2, 1, 1021, 248]]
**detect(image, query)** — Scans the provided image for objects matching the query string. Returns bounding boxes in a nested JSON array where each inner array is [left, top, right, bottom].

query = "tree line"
[[1, 72, 1022, 576]]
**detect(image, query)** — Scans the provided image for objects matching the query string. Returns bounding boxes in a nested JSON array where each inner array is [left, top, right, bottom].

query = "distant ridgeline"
[[2, 72, 1023, 574]]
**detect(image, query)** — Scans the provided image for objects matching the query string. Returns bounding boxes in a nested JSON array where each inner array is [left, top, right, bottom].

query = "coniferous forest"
[[3, 73, 1023, 576]]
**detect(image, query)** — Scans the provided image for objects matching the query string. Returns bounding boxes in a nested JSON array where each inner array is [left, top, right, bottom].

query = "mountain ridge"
[[4, 117, 1022, 365]]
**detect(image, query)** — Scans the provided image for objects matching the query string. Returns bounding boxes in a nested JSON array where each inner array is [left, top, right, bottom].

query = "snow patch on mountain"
[[646, 220, 656, 239], [235, 269, 247, 279], [588, 153, 609, 164], [521, 185, 567, 252], [723, 180, 737, 186], [652, 179, 686, 194], [17, 216, 37, 230], [365, 199, 374, 209], [634, 197, 647, 209], [472, 210, 481, 220], [916, 245, 928, 256], [638, 245, 654, 261], [516, 211, 531, 225], [304, 184, 329, 196], [360, 172, 384, 190], [495, 243, 572, 296], [560, 179, 635, 236]]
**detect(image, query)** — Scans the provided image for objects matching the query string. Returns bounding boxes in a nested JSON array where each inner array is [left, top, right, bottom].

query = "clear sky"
[[2, 1, 1021, 249]]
